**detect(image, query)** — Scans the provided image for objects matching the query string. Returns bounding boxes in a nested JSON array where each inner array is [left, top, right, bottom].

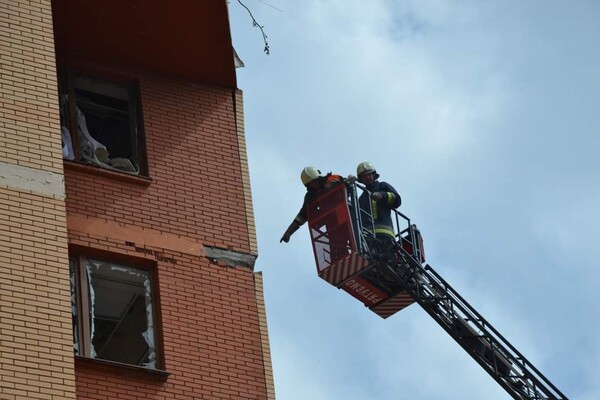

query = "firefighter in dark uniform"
[[356, 161, 401, 250], [280, 166, 344, 243], [355, 161, 404, 293]]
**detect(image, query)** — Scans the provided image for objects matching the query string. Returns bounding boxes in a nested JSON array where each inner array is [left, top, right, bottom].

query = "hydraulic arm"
[[306, 183, 568, 400], [379, 246, 567, 400]]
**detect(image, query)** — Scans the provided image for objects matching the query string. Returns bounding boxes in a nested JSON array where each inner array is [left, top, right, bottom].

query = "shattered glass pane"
[[69, 257, 80, 355], [71, 75, 141, 174], [86, 259, 156, 368]]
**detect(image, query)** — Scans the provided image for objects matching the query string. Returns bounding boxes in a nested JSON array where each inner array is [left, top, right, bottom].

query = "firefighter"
[[355, 161, 401, 248], [280, 166, 344, 243]]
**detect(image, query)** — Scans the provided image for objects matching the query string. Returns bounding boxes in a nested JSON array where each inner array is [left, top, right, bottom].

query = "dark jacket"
[[294, 173, 344, 225], [358, 180, 401, 239]]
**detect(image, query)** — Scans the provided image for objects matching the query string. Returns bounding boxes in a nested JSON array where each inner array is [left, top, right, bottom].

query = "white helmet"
[[357, 161, 376, 175], [301, 166, 324, 186], [356, 161, 380, 181]]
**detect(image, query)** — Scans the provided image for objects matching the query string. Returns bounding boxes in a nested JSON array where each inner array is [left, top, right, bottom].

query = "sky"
[[228, 1, 600, 399]]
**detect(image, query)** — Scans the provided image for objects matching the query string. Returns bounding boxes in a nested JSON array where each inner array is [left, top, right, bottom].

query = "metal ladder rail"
[[422, 264, 567, 400], [377, 254, 523, 396], [390, 256, 540, 399], [386, 250, 567, 400], [346, 183, 566, 399], [347, 182, 377, 255]]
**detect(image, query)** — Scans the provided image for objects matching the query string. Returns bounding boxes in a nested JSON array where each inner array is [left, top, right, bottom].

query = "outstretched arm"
[[280, 219, 302, 243]]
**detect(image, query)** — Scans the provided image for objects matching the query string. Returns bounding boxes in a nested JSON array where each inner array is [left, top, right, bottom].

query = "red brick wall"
[[65, 77, 269, 399], [65, 78, 253, 253]]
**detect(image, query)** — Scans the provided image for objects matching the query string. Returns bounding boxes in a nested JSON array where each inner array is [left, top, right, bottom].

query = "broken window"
[[59, 72, 146, 175], [69, 254, 158, 369]]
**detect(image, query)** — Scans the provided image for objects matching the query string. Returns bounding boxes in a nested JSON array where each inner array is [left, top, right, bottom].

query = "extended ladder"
[[306, 182, 569, 400], [379, 244, 567, 400]]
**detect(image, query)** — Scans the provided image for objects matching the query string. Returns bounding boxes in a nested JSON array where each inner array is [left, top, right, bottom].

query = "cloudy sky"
[[228, 1, 599, 399]]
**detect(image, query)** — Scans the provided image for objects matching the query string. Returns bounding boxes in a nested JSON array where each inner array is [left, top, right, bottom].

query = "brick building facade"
[[0, 1, 274, 399]]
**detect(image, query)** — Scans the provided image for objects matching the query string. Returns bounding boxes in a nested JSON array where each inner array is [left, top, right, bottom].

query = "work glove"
[[280, 232, 291, 243], [371, 192, 384, 201], [346, 174, 357, 184], [280, 220, 301, 243]]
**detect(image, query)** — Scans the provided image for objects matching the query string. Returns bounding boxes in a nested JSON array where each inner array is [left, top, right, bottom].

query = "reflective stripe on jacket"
[[359, 180, 401, 239]]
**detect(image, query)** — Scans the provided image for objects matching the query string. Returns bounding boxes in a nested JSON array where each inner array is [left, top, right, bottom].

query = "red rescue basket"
[[306, 183, 424, 318]]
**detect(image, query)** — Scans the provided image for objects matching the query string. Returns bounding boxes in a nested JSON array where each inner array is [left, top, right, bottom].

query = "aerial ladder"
[[305, 182, 568, 400]]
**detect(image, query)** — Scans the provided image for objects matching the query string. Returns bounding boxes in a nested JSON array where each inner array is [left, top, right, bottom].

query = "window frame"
[[58, 70, 149, 177], [69, 250, 163, 370]]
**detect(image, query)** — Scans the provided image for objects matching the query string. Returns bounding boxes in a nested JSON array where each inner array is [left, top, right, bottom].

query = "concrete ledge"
[[0, 162, 65, 199], [204, 245, 257, 269]]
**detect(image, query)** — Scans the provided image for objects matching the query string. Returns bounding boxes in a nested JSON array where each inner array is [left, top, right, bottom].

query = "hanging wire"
[[257, 0, 283, 13]]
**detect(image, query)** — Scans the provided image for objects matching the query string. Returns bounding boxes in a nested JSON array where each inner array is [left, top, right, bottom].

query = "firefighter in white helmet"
[[356, 161, 401, 246], [280, 166, 344, 243]]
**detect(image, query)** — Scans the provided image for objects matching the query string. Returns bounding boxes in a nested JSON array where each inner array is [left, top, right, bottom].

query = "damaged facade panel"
[[205, 246, 257, 269]]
